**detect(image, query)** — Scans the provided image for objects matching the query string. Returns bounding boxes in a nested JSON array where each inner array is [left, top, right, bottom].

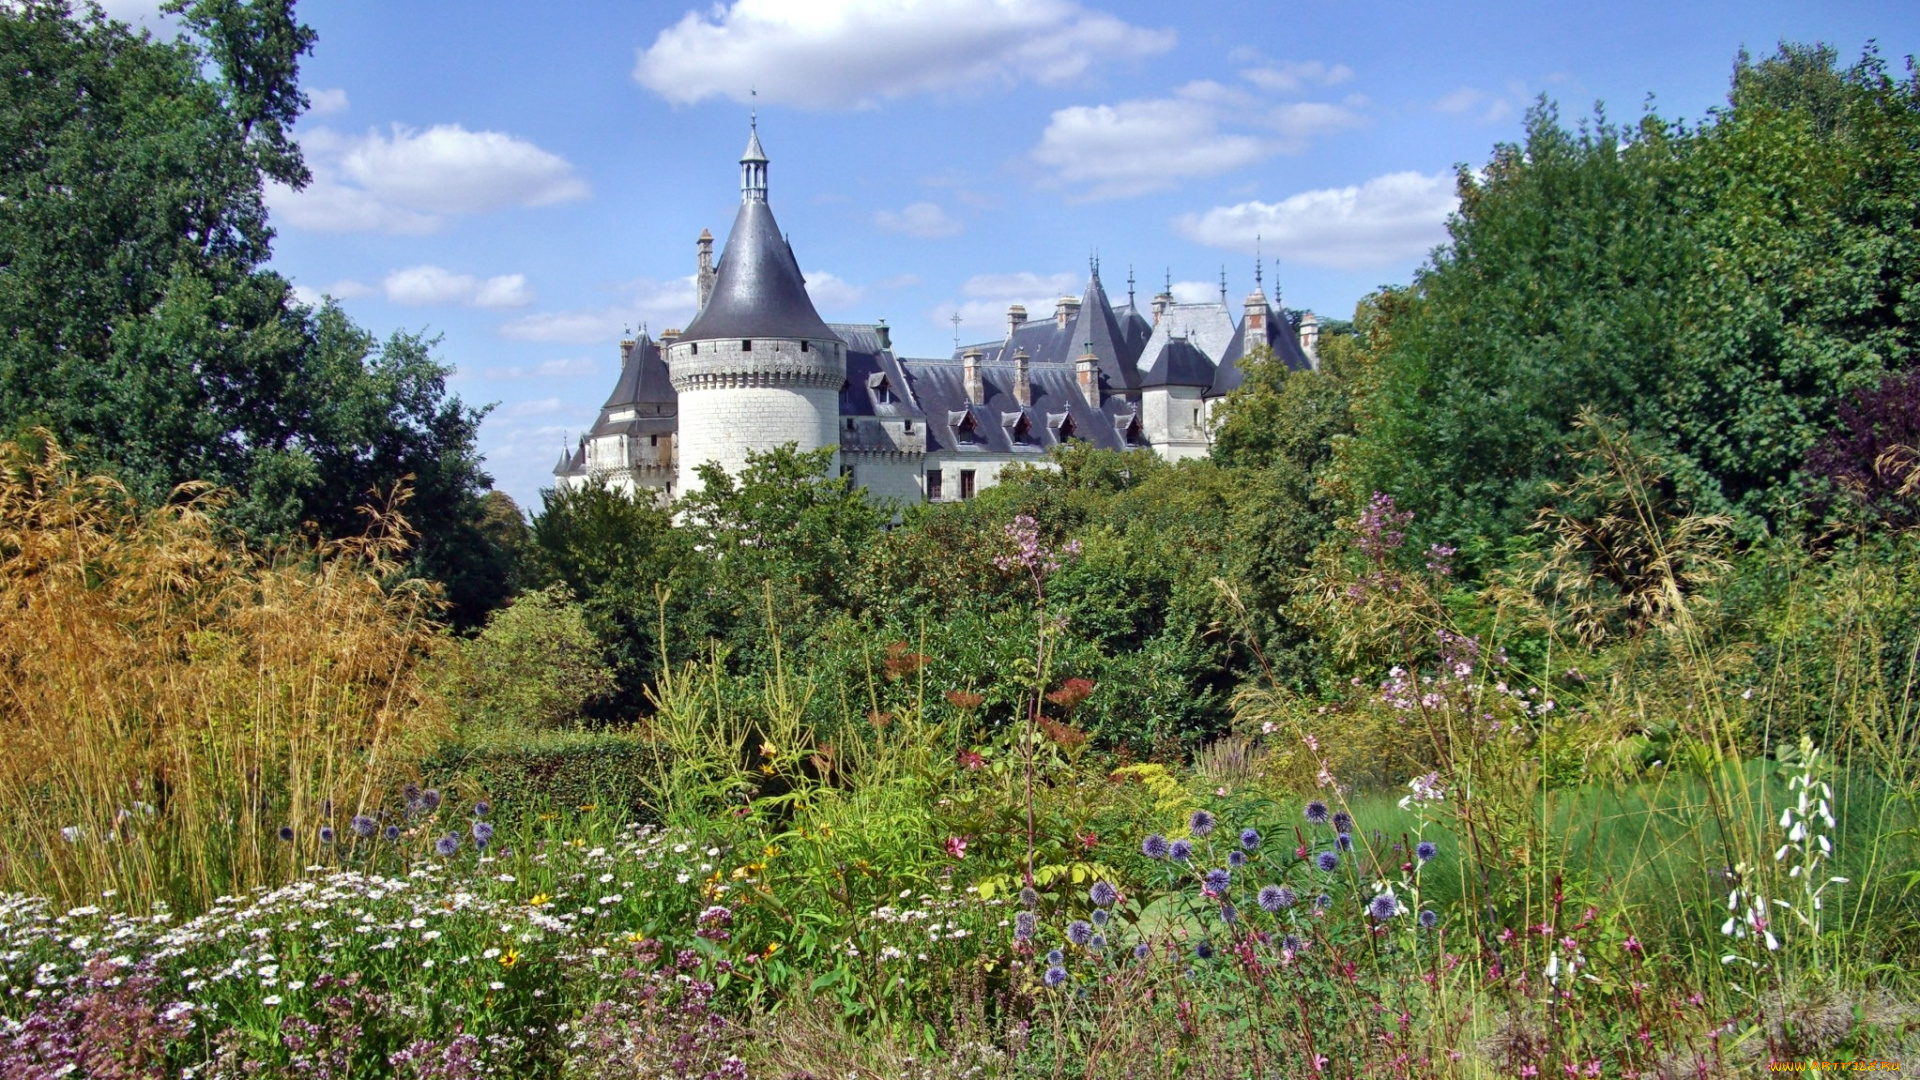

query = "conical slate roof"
[[1142, 337, 1216, 388], [679, 198, 839, 343]]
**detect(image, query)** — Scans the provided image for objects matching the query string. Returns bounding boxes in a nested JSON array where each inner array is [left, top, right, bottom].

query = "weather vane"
[[951, 311, 962, 349]]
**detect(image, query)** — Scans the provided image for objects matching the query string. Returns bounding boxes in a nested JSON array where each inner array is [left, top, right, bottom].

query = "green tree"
[[435, 585, 615, 736], [0, 1, 506, 622]]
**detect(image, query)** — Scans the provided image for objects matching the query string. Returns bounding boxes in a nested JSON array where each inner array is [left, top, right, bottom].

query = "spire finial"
[[740, 108, 768, 203], [952, 311, 962, 350], [1219, 266, 1227, 305], [1255, 235, 1263, 291], [1127, 265, 1136, 307], [1164, 268, 1172, 294]]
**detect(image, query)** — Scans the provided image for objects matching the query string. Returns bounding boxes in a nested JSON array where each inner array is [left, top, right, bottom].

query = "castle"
[[555, 123, 1320, 504]]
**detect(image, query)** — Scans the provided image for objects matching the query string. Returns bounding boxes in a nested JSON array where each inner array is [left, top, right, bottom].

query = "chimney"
[[963, 347, 985, 404], [1013, 347, 1031, 407], [696, 228, 715, 310], [1007, 304, 1028, 338], [660, 327, 683, 345], [1298, 312, 1320, 366], [1075, 342, 1099, 407], [1151, 289, 1173, 326], [1243, 287, 1268, 338], [875, 318, 892, 351], [1055, 295, 1080, 329]]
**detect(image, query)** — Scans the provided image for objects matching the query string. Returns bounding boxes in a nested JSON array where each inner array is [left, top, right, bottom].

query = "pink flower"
[[944, 835, 968, 859]]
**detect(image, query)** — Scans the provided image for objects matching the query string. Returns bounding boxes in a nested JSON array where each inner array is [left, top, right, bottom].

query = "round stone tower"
[[666, 121, 846, 495]]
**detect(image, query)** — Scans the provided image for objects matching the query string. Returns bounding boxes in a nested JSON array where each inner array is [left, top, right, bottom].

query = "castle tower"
[[665, 120, 846, 495]]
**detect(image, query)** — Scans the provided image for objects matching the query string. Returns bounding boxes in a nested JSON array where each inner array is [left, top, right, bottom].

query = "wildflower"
[[1240, 827, 1260, 851], [1316, 851, 1339, 873], [1416, 840, 1438, 862], [1419, 910, 1439, 929], [1134, 942, 1151, 960], [957, 749, 984, 770], [384, 825, 401, 842], [1067, 920, 1093, 946], [1046, 949, 1065, 965], [1219, 903, 1238, 925], [1089, 881, 1118, 907], [945, 690, 985, 710], [1188, 809, 1216, 837], [1169, 840, 1193, 863], [403, 783, 423, 813], [1014, 912, 1036, 941], [350, 815, 377, 839], [1044, 966, 1068, 988], [1091, 908, 1110, 927], [1332, 810, 1353, 834], [472, 800, 491, 819], [318, 826, 335, 845], [422, 789, 442, 812], [1194, 941, 1214, 960], [277, 825, 294, 842], [262, 995, 283, 1007], [945, 835, 968, 859], [1089, 933, 1107, 949], [1314, 894, 1332, 911], [1228, 850, 1247, 868], [1258, 885, 1296, 913], [1336, 833, 1353, 852], [472, 821, 494, 850], [1304, 801, 1330, 825], [1369, 892, 1400, 921], [1142, 834, 1170, 859], [1203, 868, 1231, 895], [435, 834, 459, 857], [1018, 887, 1039, 909]]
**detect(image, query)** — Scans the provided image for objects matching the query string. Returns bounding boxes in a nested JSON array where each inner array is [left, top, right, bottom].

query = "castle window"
[[927, 470, 942, 501], [846, 417, 855, 431], [904, 420, 913, 434], [841, 464, 854, 481], [650, 435, 658, 446], [957, 413, 981, 445], [960, 469, 976, 500], [691, 342, 699, 354], [801, 340, 810, 353], [742, 340, 752, 351]]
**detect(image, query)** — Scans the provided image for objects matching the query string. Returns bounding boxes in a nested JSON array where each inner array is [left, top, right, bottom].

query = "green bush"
[[422, 729, 662, 819], [432, 584, 615, 735]]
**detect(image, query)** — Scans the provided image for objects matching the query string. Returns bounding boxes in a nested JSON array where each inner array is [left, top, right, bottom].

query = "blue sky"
[[109, 0, 1920, 506]]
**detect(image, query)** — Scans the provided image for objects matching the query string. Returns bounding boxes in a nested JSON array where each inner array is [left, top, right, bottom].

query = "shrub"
[[432, 584, 614, 736]]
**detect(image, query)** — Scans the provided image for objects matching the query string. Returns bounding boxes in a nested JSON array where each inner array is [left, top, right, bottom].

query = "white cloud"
[[873, 201, 963, 239], [499, 277, 700, 345], [1031, 81, 1363, 201], [931, 270, 1080, 340], [308, 88, 350, 116], [1241, 60, 1354, 94], [382, 265, 535, 309], [1169, 280, 1220, 304], [289, 279, 372, 307], [507, 397, 566, 417], [483, 358, 601, 380], [804, 271, 867, 310], [1434, 86, 1523, 124], [633, 0, 1174, 110], [269, 124, 589, 234], [1174, 171, 1457, 270]]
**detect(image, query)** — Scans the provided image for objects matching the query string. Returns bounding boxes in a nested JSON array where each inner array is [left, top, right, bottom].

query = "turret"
[[696, 229, 715, 310]]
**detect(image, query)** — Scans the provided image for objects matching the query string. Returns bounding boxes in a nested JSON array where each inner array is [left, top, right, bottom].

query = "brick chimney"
[[1013, 347, 1031, 406], [1055, 295, 1081, 329], [1075, 342, 1099, 407], [1007, 304, 1028, 338], [963, 347, 985, 404]]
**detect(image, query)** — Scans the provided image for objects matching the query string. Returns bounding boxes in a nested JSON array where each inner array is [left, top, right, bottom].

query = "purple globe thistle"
[[1416, 840, 1438, 862], [1203, 867, 1231, 894], [1304, 801, 1330, 825], [434, 833, 459, 857], [1258, 885, 1296, 913], [1188, 809, 1216, 838], [1368, 892, 1399, 921], [1194, 941, 1214, 960], [1089, 933, 1107, 950], [1133, 942, 1150, 960], [471, 821, 494, 850], [1091, 908, 1110, 927], [1219, 902, 1238, 925], [318, 826, 335, 845], [1044, 966, 1068, 988], [1336, 833, 1353, 852], [384, 824, 401, 842], [1018, 887, 1039, 910], [421, 789, 442, 813], [402, 783, 423, 815], [1419, 909, 1439, 929], [1014, 912, 1037, 941], [1228, 850, 1247, 868], [1282, 933, 1303, 951], [1142, 834, 1170, 859], [1090, 881, 1118, 907], [1332, 810, 1353, 835], [350, 815, 377, 839], [1169, 840, 1193, 863], [1240, 827, 1260, 851], [1046, 948, 1065, 966], [1067, 920, 1093, 946], [277, 825, 294, 842], [472, 800, 491, 819], [1316, 851, 1339, 873], [1313, 893, 1332, 911]]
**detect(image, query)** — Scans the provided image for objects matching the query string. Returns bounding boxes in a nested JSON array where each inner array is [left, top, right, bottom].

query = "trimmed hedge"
[[422, 729, 663, 821]]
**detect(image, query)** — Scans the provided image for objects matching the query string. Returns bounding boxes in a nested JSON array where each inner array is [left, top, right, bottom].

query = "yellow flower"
[[761, 844, 781, 858], [537, 813, 557, 822], [730, 866, 749, 880], [578, 803, 597, 813], [759, 742, 775, 756], [763, 942, 781, 957], [499, 947, 520, 969], [759, 764, 775, 776], [529, 893, 551, 907]]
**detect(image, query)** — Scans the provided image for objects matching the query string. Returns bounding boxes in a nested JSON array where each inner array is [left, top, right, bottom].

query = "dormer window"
[[1012, 414, 1037, 446], [1057, 414, 1079, 442], [742, 340, 752, 351], [868, 371, 895, 405], [957, 412, 982, 445]]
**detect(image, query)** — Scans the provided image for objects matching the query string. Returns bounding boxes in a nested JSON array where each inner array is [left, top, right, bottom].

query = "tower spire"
[[1219, 266, 1227, 305], [1254, 235, 1263, 292], [739, 104, 768, 204], [1127, 265, 1136, 308]]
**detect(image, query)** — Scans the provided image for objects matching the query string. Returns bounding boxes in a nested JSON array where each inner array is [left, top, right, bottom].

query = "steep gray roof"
[[899, 355, 1139, 455], [680, 199, 840, 344], [1136, 301, 1236, 375], [1142, 337, 1217, 389], [1209, 302, 1315, 398], [599, 335, 675, 412], [832, 323, 927, 421], [1068, 273, 1137, 393]]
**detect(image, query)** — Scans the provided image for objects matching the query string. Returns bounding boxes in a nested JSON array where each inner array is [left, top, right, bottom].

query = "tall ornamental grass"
[[0, 436, 445, 912]]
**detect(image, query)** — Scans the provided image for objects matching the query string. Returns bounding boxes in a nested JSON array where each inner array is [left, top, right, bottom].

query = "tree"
[[434, 585, 615, 736], [0, 2, 505, 622]]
